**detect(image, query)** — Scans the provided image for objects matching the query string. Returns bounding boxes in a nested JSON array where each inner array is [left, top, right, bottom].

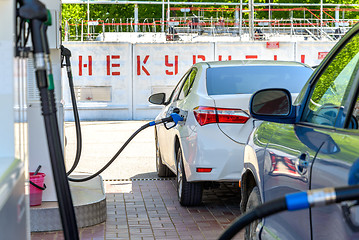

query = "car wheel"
[[245, 186, 261, 240], [176, 147, 203, 206], [155, 136, 174, 177]]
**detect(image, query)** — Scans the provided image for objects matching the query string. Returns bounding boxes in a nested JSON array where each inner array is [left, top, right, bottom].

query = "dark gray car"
[[241, 23, 359, 239]]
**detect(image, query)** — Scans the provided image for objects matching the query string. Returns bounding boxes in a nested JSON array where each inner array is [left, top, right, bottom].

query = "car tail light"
[[193, 106, 249, 126], [196, 168, 212, 173]]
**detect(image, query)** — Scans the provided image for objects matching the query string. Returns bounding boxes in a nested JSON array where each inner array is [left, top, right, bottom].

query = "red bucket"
[[29, 172, 46, 206]]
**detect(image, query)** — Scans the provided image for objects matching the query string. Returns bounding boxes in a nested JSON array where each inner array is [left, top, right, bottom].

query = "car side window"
[[178, 68, 198, 100], [168, 70, 191, 103], [302, 34, 359, 127]]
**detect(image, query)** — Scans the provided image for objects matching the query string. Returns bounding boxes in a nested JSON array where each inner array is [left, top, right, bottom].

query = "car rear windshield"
[[206, 65, 313, 95]]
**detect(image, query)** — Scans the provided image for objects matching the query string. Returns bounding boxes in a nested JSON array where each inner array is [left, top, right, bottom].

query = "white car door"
[[157, 69, 192, 170]]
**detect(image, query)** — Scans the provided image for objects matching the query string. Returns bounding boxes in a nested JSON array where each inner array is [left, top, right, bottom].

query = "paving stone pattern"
[[32, 121, 244, 239], [31, 180, 244, 240]]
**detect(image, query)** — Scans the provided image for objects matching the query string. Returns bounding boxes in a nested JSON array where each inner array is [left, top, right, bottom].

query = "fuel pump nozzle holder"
[[17, 0, 79, 238]]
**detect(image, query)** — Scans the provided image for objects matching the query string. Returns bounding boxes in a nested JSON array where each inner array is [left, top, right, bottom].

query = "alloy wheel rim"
[[156, 141, 160, 172], [177, 158, 183, 199], [249, 219, 258, 240]]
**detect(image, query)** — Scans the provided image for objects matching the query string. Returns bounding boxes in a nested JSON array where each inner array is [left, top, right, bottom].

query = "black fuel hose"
[[67, 122, 151, 182], [67, 115, 179, 182], [61, 46, 82, 176], [60, 46, 184, 182], [218, 197, 286, 240], [218, 185, 359, 240]]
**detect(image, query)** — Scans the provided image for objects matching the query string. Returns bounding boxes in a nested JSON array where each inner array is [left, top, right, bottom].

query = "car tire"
[[176, 147, 203, 206], [155, 135, 174, 177], [245, 186, 262, 240]]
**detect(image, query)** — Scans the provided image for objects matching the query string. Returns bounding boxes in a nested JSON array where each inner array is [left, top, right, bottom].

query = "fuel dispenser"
[[0, 0, 28, 239], [11, 0, 184, 238]]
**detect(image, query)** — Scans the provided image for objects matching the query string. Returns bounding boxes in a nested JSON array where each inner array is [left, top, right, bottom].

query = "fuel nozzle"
[[148, 113, 184, 128], [61, 45, 72, 59], [169, 112, 184, 125], [61, 45, 72, 71], [18, 0, 48, 22]]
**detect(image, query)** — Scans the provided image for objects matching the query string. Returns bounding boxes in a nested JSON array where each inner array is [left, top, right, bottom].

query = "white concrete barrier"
[[63, 42, 132, 120], [62, 41, 335, 121], [133, 42, 214, 119], [215, 42, 295, 61], [296, 42, 336, 66]]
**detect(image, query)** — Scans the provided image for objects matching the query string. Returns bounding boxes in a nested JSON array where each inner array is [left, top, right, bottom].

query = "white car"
[[148, 60, 313, 206]]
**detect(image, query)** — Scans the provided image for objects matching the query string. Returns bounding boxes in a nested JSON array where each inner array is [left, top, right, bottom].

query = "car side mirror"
[[250, 88, 296, 124], [148, 93, 166, 105]]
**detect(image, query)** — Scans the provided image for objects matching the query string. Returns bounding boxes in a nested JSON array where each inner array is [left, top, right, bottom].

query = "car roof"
[[195, 60, 310, 69]]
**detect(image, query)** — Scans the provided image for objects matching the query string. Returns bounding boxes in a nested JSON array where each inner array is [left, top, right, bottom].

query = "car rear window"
[[206, 65, 313, 95]]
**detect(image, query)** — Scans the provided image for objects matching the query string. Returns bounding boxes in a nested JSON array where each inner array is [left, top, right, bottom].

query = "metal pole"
[[320, 0, 323, 39], [102, 21, 105, 40], [249, 0, 254, 40], [335, 6, 339, 28], [167, 0, 170, 28], [65, 21, 69, 41], [81, 20, 84, 41], [269, 0, 272, 34], [290, 11, 293, 37], [134, 4, 139, 32], [87, 0, 90, 37], [239, 0, 242, 40], [235, 5, 239, 34], [161, 0, 165, 32]]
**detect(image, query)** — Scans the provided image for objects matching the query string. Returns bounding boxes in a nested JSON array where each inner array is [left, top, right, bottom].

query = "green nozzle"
[[48, 74, 54, 90], [45, 9, 52, 26]]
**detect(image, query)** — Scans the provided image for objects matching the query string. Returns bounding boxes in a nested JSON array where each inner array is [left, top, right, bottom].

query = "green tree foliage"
[[63, 0, 359, 22], [62, 0, 358, 40], [310, 34, 359, 108]]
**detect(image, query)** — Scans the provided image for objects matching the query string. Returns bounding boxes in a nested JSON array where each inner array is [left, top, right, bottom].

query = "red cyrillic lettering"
[[218, 55, 232, 61], [79, 55, 92, 76], [137, 55, 150, 76], [107, 55, 121, 76], [301, 55, 305, 63], [165, 55, 178, 75], [193, 55, 206, 64]]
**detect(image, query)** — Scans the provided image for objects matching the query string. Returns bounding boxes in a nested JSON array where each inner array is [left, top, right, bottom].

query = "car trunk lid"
[[209, 94, 252, 143]]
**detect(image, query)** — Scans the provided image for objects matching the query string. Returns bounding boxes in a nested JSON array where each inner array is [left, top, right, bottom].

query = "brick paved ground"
[[32, 122, 244, 239], [31, 179, 244, 240]]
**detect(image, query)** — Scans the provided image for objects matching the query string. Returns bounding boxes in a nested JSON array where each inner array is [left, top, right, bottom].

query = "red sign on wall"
[[266, 42, 280, 49], [318, 52, 328, 60], [246, 55, 258, 59]]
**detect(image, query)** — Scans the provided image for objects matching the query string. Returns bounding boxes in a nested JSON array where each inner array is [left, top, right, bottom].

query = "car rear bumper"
[[180, 124, 245, 182]]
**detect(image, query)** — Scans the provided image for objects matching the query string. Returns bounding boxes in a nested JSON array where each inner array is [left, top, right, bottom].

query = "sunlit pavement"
[[32, 180, 243, 240], [31, 121, 244, 239]]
